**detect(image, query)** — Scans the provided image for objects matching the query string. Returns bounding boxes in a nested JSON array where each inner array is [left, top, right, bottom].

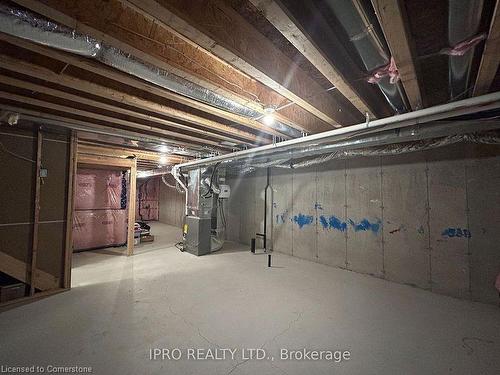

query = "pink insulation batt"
[[73, 168, 128, 251]]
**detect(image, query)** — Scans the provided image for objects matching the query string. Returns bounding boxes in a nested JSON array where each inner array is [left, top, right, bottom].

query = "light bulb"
[[159, 155, 168, 165], [263, 113, 275, 126]]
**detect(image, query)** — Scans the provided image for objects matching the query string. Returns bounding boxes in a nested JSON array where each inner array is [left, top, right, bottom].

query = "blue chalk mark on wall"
[[348, 218, 382, 233], [293, 213, 314, 228], [318, 215, 348, 232], [441, 228, 471, 238]]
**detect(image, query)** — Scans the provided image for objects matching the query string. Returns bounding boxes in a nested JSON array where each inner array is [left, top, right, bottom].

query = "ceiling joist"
[[371, 0, 423, 110], [0, 55, 262, 145], [473, 0, 500, 96], [0, 33, 287, 139], [120, 0, 363, 128], [248, 0, 376, 119]]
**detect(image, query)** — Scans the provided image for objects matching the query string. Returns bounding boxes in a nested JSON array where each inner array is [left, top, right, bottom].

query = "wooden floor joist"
[[121, 0, 362, 127], [0, 33, 290, 139], [249, 0, 376, 119], [0, 91, 231, 148], [0, 55, 264, 145], [11, 0, 321, 133], [0, 72, 258, 146], [473, 0, 500, 96], [372, 0, 423, 110]]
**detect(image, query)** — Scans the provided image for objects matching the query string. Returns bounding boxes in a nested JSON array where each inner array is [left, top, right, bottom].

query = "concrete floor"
[[1, 223, 499, 375]]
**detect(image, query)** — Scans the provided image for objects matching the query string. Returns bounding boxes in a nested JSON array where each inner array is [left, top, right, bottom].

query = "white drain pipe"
[[176, 91, 500, 171]]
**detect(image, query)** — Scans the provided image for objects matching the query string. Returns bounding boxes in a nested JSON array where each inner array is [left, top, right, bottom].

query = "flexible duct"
[[448, 0, 484, 100], [0, 3, 302, 138], [324, 0, 408, 113], [234, 131, 500, 173]]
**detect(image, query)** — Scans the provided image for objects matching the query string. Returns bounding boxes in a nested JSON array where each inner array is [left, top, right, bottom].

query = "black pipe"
[[263, 167, 270, 250], [268, 254, 271, 267], [251, 238, 256, 253]]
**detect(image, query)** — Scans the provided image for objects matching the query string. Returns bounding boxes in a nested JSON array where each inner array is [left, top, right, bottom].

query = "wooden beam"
[[77, 154, 136, 169], [372, 0, 423, 110], [78, 143, 186, 164], [0, 71, 258, 145], [0, 103, 221, 153], [63, 132, 77, 289], [249, 0, 376, 119], [29, 129, 42, 295], [473, 0, 500, 96], [0, 251, 59, 291], [11, 0, 319, 133], [127, 160, 137, 256], [119, 0, 361, 127], [0, 91, 227, 147], [0, 33, 288, 138]]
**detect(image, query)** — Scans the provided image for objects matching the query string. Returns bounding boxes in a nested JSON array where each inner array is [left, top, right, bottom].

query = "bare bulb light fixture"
[[262, 106, 275, 126]]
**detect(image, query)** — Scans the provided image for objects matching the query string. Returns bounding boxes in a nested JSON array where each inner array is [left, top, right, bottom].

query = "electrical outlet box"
[[40, 168, 48, 178], [219, 184, 230, 198]]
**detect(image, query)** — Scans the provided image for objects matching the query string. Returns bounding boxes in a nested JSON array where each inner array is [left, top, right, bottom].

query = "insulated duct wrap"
[[0, 3, 301, 138], [234, 132, 500, 174], [0, 3, 100, 56]]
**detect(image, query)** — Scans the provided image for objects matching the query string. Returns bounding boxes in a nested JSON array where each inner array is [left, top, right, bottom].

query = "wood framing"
[[11, 0, 327, 133], [248, 0, 376, 119], [371, 0, 423, 110], [78, 143, 187, 164], [0, 91, 228, 148], [473, 0, 500, 96], [76, 154, 137, 256], [29, 129, 42, 296], [0, 33, 289, 138], [63, 132, 77, 289], [0, 251, 60, 291], [0, 71, 259, 146], [119, 0, 362, 127]]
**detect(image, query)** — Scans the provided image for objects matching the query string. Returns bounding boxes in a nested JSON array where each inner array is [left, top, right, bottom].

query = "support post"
[[29, 128, 42, 296], [127, 159, 137, 256], [63, 131, 77, 289]]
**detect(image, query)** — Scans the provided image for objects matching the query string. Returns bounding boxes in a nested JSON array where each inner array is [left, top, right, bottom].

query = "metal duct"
[[324, 0, 408, 113], [175, 91, 500, 171], [233, 127, 500, 173], [448, 0, 484, 100], [0, 3, 302, 138]]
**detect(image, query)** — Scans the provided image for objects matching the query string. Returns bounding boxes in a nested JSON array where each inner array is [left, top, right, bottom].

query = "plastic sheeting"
[[234, 132, 500, 174], [75, 169, 123, 210], [73, 210, 127, 251], [136, 177, 159, 221]]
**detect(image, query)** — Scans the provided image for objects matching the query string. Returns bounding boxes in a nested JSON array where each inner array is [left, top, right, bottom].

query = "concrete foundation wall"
[[158, 175, 184, 228], [227, 143, 500, 305]]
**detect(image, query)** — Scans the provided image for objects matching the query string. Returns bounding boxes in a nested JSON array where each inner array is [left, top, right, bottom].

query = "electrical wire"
[[0, 141, 36, 163]]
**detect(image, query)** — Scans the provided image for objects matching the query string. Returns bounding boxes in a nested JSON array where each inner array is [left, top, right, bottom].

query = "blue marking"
[[329, 216, 348, 232], [442, 227, 471, 238], [319, 215, 328, 229], [293, 213, 314, 229], [348, 218, 381, 233], [318, 215, 347, 232]]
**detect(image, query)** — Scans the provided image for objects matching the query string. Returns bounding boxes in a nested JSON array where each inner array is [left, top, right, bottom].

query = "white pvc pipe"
[[177, 92, 500, 170]]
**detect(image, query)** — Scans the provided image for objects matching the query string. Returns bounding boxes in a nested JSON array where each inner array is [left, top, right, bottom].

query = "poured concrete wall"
[[158, 175, 184, 228], [227, 143, 500, 305]]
